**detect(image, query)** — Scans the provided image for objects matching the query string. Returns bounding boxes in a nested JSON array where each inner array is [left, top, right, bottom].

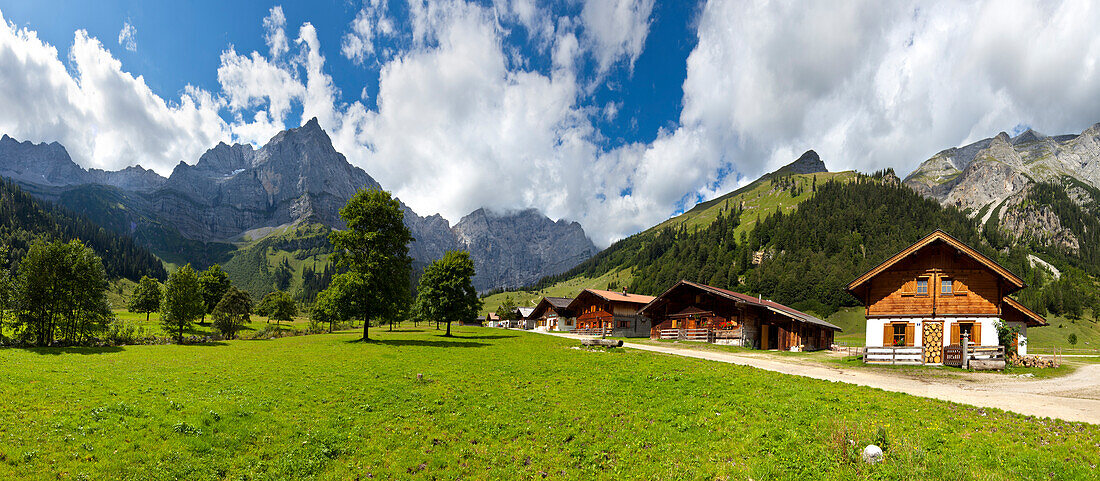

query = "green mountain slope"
[[480, 155, 859, 312], [0, 179, 166, 281], [484, 171, 1097, 327]]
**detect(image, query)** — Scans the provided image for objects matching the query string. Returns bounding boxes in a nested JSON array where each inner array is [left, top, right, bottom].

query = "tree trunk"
[[389, 319, 393, 332], [362, 316, 370, 340], [445, 320, 452, 337], [146, 312, 150, 323]]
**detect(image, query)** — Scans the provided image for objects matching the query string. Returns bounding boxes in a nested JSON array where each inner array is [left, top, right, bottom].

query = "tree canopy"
[[413, 250, 481, 336], [162, 264, 204, 343], [257, 290, 297, 328], [128, 276, 162, 323], [213, 286, 252, 339], [11, 238, 112, 345], [198, 264, 231, 325], [328, 189, 413, 340]]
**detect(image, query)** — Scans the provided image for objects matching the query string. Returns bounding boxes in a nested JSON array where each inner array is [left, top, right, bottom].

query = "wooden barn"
[[640, 280, 840, 350], [567, 289, 655, 337], [528, 297, 575, 332], [847, 230, 1047, 365]]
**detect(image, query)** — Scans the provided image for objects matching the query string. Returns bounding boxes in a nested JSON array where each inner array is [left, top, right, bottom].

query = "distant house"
[[480, 313, 501, 328], [567, 289, 655, 337], [528, 297, 575, 332], [847, 230, 1047, 364], [640, 280, 840, 350], [517, 307, 535, 330]]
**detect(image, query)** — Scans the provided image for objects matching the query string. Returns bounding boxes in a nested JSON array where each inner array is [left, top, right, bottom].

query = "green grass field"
[[1, 328, 1097, 480]]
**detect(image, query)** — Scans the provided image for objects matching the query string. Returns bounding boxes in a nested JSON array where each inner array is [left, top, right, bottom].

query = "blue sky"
[[0, 0, 697, 151], [1, 1, 1099, 246]]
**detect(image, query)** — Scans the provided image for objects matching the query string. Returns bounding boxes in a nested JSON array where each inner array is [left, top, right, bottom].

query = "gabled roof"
[[846, 230, 1025, 295], [1002, 297, 1048, 327], [529, 297, 574, 319], [582, 289, 656, 305], [517, 307, 534, 319], [641, 280, 842, 331], [566, 289, 656, 313]]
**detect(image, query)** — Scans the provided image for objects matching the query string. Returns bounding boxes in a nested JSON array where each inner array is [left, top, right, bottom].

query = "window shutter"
[[905, 323, 915, 346], [955, 278, 968, 293], [883, 323, 893, 346], [973, 323, 982, 345], [901, 280, 915, 295], [950, 323, 960, 345]]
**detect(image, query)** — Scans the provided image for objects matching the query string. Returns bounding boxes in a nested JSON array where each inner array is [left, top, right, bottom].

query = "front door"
[[922, 321, 944, 364]]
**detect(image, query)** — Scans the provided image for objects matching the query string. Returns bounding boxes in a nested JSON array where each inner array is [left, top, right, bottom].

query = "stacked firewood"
[[1007, 354, 1059, 368]]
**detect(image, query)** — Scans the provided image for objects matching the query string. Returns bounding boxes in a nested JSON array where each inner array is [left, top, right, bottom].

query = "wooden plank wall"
[[866, 244, 1001, 317]]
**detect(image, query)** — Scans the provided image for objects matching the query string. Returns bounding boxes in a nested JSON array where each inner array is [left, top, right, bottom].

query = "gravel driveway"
[[541, 331, 1100, 424]]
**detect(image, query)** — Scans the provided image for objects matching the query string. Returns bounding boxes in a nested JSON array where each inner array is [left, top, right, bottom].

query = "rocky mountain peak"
[[778, 150, 828, 175], [1011, 128, 1045, 145]]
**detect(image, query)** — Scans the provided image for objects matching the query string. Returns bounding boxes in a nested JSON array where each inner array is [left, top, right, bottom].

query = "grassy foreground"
[[1, 328, 1097, 480]]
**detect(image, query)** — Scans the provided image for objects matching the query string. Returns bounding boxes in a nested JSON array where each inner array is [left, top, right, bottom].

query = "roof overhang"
[[846, 230, 1026, 298], [1002, 297, 1048, 327]]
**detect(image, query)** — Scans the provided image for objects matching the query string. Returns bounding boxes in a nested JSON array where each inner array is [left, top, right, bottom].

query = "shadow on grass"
[[346, 337, 490, 348], [450, 334, 517, 340], [22, 346, 125, 355]]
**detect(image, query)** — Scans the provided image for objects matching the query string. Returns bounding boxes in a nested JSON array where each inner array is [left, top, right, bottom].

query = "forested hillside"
[[625, 175, 1097, 318], [0, 179, 166, 281]]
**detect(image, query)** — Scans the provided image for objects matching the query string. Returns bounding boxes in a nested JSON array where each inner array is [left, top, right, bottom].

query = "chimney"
[[621, 287, 627, 295]]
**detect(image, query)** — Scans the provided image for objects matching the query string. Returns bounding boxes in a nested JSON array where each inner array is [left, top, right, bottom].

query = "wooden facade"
[[566, 289, 655, 337], [527, 297, 575, 331], [640, 280, 840, 351], [848, 230, 1047, 361]]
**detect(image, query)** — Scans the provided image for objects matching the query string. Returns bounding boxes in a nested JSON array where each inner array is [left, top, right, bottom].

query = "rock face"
[[453, 208, 598, 291], [153, 118, 383, 242], [903, 125, 1100, 251], [0, 121, 597, 291]]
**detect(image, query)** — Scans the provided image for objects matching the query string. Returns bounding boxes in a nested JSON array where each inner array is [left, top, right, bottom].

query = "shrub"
[[106, 317, 146, 345]]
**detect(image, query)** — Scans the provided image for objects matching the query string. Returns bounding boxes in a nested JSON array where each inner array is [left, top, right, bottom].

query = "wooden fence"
[[864, 346, 923, 365], [944, 344, 1005, 368], [573, 327, 612, 337], [657, 328, 740, 342]]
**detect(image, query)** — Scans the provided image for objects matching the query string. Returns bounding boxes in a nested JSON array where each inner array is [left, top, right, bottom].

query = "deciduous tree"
[[198, 264, 231, 325], [128, 276, 162, 323], [329, 189, 413, 340], [413, 250, 481, 337], [13, 239, 112, 345], [212, 286, 252, 339], [258, 290, 297, 329], [162, 264, 204, 343]]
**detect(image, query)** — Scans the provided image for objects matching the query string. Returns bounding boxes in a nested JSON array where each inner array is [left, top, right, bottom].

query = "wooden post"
[[961, 332, 969, 370]]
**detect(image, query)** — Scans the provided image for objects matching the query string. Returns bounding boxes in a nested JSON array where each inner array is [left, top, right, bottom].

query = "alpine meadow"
[[3, 2, 1100, 480]]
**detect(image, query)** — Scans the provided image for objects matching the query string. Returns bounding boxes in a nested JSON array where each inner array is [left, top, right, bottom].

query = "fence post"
[[961, 333, 969, 370]]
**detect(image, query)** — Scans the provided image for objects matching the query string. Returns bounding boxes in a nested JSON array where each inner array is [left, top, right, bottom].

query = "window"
[[941, 278, 953, 295], [916, 278, 928, 295], [892, 323, 907, 346], [618, 320, 631, 328]]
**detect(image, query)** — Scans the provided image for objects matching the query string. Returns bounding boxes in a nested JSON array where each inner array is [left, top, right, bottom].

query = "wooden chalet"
[[847, 230, 1047, 365], [640, 280, 840, 350], [527, 297, 576, 332], [567, 289, 656, 337]]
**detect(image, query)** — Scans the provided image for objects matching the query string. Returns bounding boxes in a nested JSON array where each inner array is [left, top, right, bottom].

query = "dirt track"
[[543, 331, 1100, 424]]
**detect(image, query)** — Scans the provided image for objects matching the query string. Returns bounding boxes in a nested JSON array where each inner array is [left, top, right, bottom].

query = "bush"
[[106, 317, 146, 345], [1068, 333, 1078, 346]]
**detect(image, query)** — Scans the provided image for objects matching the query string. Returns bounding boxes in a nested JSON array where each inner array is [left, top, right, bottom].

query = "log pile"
[[1007, 354, 1059, 368]]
